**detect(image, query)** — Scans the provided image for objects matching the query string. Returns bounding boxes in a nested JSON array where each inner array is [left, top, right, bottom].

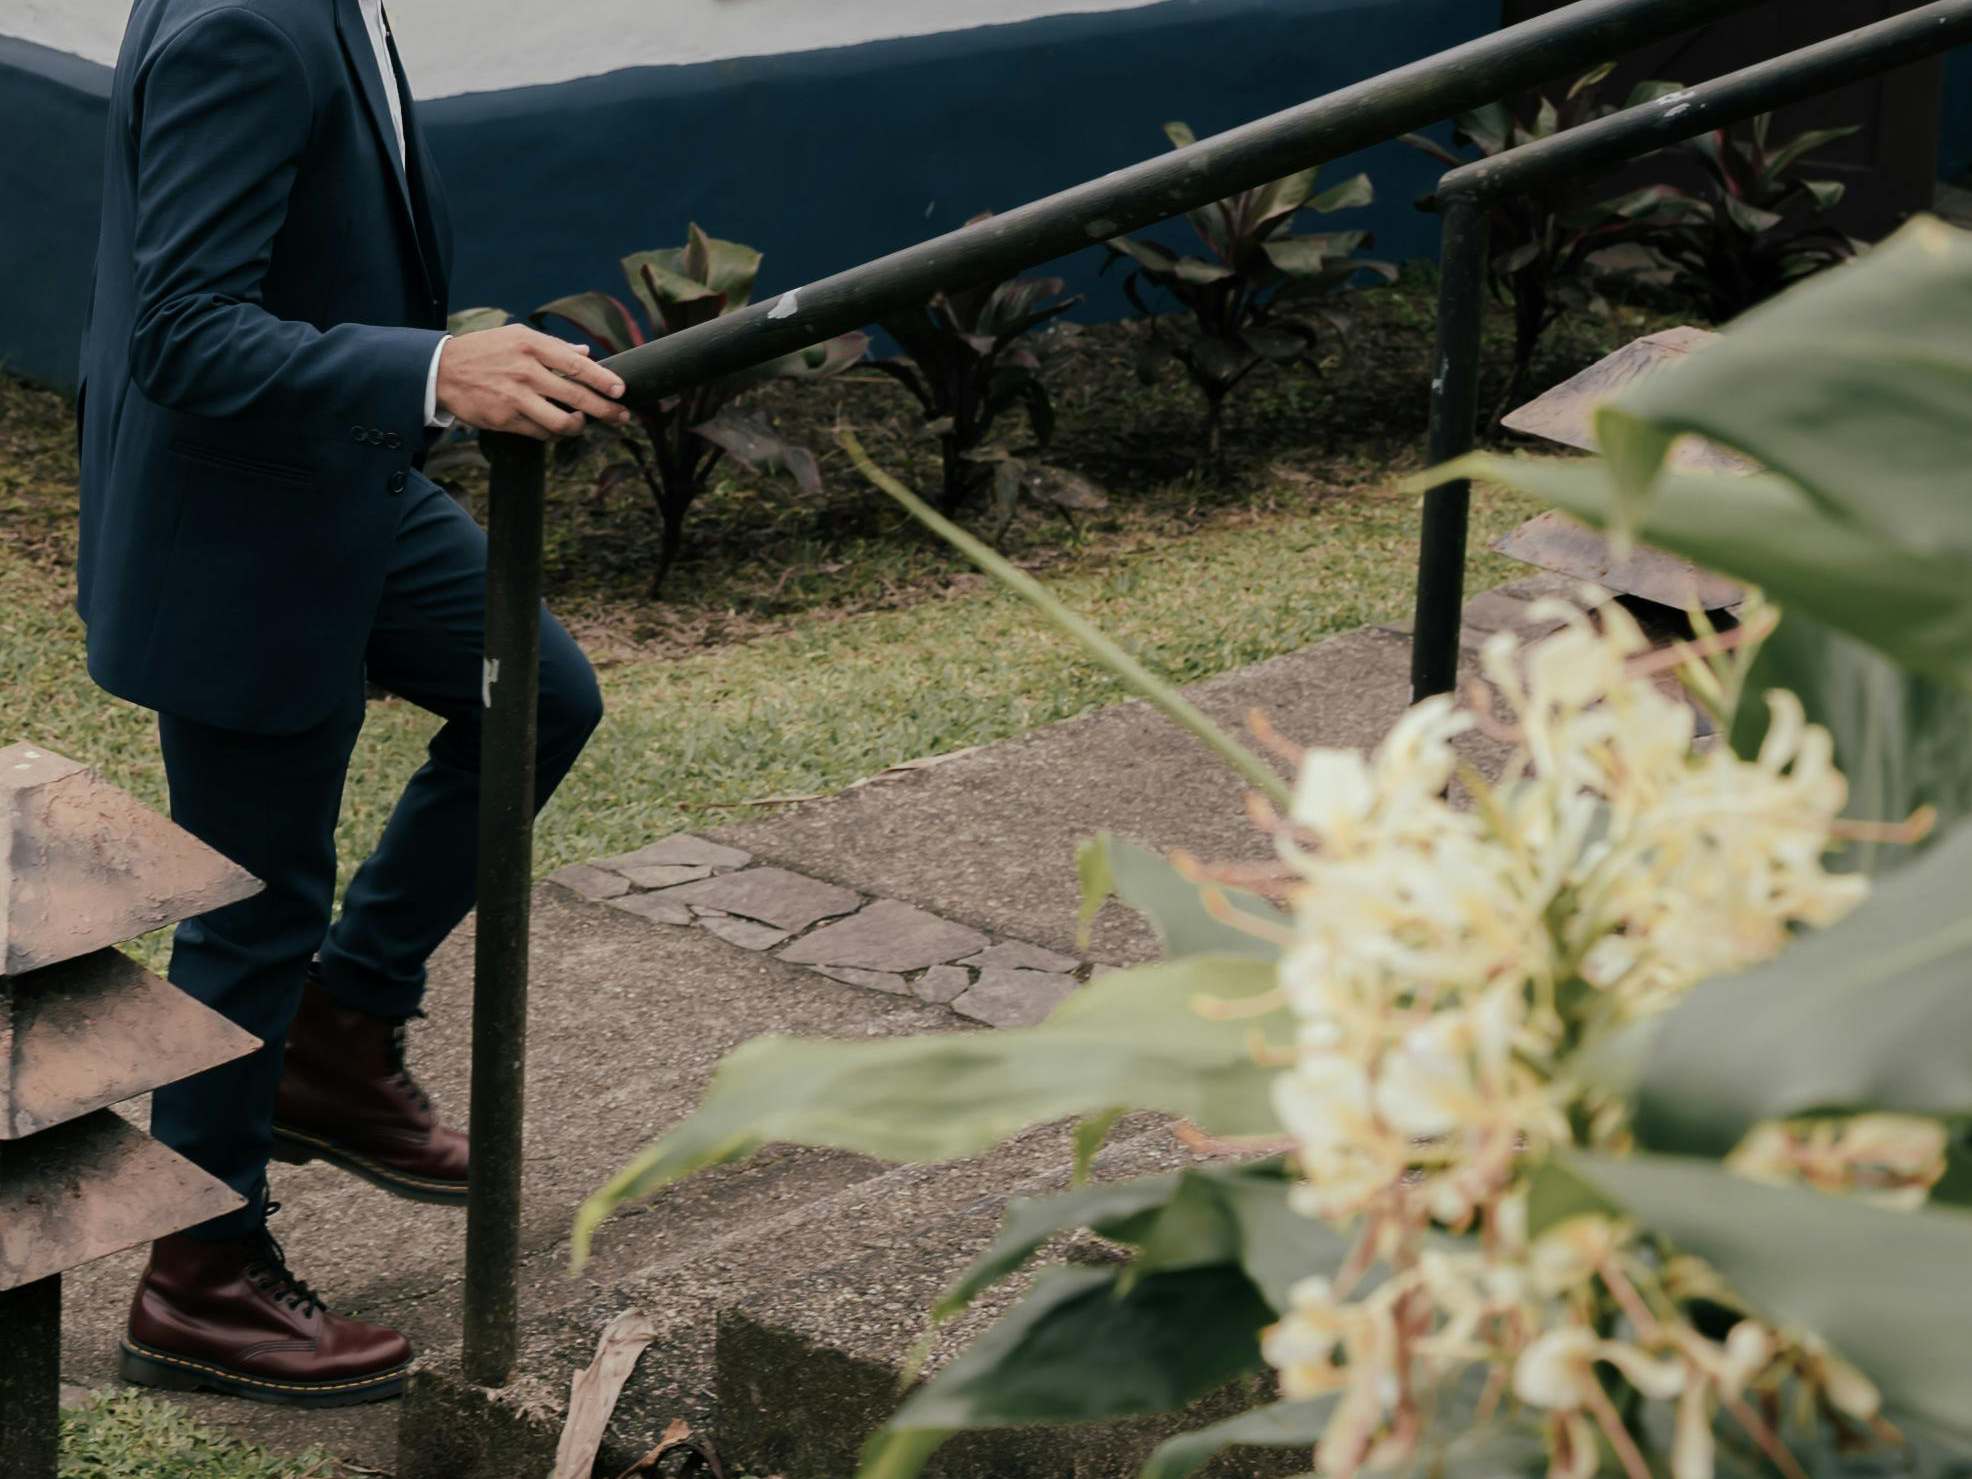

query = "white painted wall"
[[5, 0, 1169, 96]]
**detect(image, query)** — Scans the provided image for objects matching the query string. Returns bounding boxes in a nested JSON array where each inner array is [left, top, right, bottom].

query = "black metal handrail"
[[594, 0, 1757, 407], [458, 0, 1956, 1385], [1407, 0, 1972, 699]]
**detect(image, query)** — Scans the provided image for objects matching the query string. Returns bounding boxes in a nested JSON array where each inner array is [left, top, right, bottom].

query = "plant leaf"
[[446, 305, 511, 335], [1567, 1153, 1972, 1437], [1593, 218, 1972, 557], [1625, 823, 1972, 1158], [689, 411, 822, 495], [934, 1171, 1186, 1321], [881, 1264, 1272, 1441], [532, 292, 643, 355], [1418, 455, 1972, 691], [573, 955, 1286, 1265], [1095, 833, 1287, 962], [1307, 172, 1374, 215], [1729, 612, 1972, 874], [1141, 1399, 1334, 1479], [682, 223, 764, 305]]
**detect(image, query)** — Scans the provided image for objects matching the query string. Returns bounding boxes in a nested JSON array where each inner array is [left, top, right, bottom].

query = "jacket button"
[[384, 431, 403, 450], [387, 470, 407, 496], [368, 428, 386, 446], [350, 425, 367, 443]]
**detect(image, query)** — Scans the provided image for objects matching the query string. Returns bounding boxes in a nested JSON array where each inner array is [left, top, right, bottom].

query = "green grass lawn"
[[59, 1393, 344, 1478], [2, 458, 1538, 908]]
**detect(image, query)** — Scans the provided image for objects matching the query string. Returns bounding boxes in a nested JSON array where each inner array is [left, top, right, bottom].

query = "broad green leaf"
[[445, 305, 510, 335], [1763, 124, 1862, 181], [1454, 456, 1972, 686], [1260, 238, 1329, 275], [1592, 217, 1972, 556], [532, 292, 642, 355], [1107, 235, 1180, 274], [1624, 79, 1688, 109], [1140, 1398, 1332, 1479], [1423, 455, 1972, 691], [879, 1265, 1273, 1454], [1159, 1163, 1350, 1312], [623, 252, 721, 335], [689, 411, 822, 496], [1071, 1108, 1125, 1183], [934, 1171, 1185, 1321], [1169, 256, 1237, 287], [1525, 1157, 1619, 1239], [1720, 193, 1785, 237], [1097, 833, 1287, 962], [1247, 168, 1320, 234], [1729, 613, 1972, 873], [1627, 824, 1972, 1158], [1458, 101, 1512, 156], [682, 222, 763, 305], [1307, 172, 1374, 215], [574, 955, 1286, 1264], [1568, 1153, 1972, 1437]]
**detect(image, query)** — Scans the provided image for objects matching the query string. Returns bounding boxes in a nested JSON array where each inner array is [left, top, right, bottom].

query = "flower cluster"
[[1258, 599, 1879, 1475]]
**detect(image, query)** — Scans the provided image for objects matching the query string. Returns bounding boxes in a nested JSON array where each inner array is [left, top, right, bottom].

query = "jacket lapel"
[[333, 0, 437, 304]]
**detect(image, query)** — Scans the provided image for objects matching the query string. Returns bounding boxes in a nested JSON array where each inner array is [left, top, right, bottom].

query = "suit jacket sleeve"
[[127, 7, 442, 434]]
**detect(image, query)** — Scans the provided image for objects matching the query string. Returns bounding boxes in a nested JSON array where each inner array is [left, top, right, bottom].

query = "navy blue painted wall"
[[423, 0, 1485, 333], [5, 2, 1967, 389], [0, 0, 1482, 388], [0, 37, 114, 388], [1943, 45, 1972, 178]]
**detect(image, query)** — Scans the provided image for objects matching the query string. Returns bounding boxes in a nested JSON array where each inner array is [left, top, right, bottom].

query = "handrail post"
[[1411, 193, 1489, 701], [462, 430, 545, 1386]]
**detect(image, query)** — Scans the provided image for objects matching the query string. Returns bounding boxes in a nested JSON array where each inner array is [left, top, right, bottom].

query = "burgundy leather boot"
[[120, 1214, 411, 1406], [271, 966, 469, 1204]]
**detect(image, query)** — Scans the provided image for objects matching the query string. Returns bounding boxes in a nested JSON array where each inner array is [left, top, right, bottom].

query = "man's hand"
[[434, 325, 631, 439]]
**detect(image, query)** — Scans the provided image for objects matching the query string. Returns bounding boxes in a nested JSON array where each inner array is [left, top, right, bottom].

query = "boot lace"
[[245, 1203, 328, 1316]]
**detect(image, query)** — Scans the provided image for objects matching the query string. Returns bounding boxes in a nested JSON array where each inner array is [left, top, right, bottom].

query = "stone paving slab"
[[659, 865, 860, 932], [704, 626, 1506, 965]]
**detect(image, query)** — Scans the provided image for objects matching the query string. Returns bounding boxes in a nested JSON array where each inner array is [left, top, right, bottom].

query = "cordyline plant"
[[873, 214, 1105, 536], [525, 226, 867, 595], [1612, 113, 1862, 324], [571, 222, 1972, 1479], [1108, 121, 1395, 467], [1402, 65, 1687, 426]]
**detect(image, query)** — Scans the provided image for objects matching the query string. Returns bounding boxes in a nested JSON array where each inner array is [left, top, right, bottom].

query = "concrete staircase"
[[57, 592, 1579, 1477]]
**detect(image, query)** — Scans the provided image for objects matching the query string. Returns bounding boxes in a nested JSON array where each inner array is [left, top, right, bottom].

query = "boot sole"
[[119, 1338, 409, 1408], [270, 1126, 468, 1206]]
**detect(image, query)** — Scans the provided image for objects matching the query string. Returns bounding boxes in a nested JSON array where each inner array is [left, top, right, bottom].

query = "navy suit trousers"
[[149, 475, 602, 1237]]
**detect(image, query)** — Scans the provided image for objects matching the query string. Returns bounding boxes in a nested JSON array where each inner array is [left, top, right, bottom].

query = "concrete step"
[[58, 613, 1479, 1476], [396, 1080, 1198, 1475]]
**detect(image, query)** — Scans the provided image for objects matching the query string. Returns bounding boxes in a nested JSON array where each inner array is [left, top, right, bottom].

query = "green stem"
[[838, 427, 1292, 809]]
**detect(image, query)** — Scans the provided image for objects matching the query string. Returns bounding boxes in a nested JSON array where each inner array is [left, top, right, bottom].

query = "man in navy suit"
[[78, 0, 627, 1405]]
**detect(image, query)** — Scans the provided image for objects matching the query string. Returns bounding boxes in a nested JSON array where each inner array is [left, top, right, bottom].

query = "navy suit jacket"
[[77, 0, 456, 734]]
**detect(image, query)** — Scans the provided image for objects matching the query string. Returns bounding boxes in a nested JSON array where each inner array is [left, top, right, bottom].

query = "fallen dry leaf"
[[552, 1309, 661, 1479]]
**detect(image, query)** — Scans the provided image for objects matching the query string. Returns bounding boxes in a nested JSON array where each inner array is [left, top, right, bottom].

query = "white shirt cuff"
[[424, 336, 453, 428]]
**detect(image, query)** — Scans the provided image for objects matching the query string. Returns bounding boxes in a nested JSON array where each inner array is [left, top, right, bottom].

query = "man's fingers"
[[526, 365, 629, 424], [531, 333, 627, 401], [518, 392, 584, 438]]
